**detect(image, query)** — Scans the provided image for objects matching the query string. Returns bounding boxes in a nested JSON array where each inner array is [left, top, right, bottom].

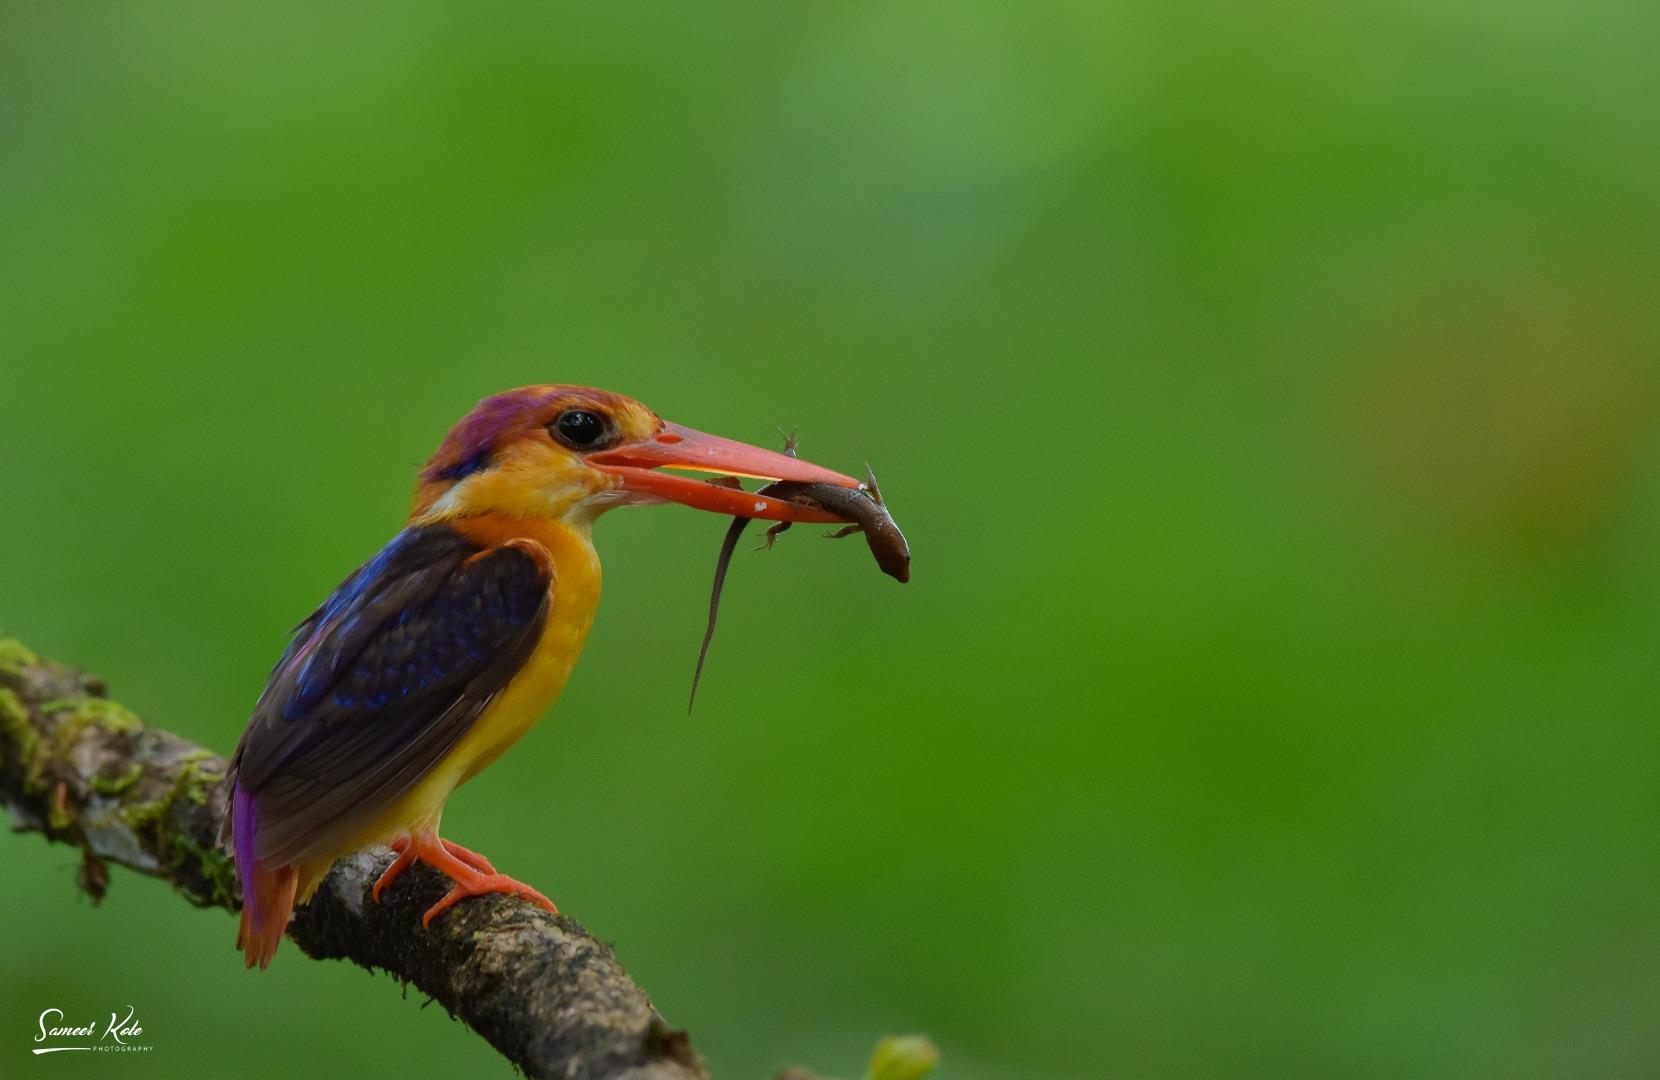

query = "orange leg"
[[371, 841, 418, 903], [375, 836, 497, 895], [371, 832, 557, 927], [432, 838, 497, 875]]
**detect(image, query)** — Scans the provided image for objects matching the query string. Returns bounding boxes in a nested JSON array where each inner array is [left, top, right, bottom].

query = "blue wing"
[[224, 524, 550, 867]]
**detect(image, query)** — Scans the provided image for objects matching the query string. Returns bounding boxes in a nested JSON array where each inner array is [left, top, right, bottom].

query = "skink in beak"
[[588, 422, 860, 523]]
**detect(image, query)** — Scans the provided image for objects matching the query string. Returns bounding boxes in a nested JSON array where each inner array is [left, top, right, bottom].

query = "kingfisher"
[[221, 385, 859, 968]]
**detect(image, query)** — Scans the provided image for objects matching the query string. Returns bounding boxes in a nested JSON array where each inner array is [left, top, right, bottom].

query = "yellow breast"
[[299, 516, 603, 893]]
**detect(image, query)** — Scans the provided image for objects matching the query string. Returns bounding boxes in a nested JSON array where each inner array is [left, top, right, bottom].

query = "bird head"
[[411, 385, 860, 527]]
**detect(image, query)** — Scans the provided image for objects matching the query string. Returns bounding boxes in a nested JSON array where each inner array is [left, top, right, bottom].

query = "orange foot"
[[372, 832, 558, 927]]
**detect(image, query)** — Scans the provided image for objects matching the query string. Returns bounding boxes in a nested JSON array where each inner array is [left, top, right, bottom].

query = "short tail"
[[231, 785, 298, 970]]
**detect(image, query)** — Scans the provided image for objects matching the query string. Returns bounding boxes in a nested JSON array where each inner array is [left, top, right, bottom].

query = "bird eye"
[[550, 408, 613, 450]]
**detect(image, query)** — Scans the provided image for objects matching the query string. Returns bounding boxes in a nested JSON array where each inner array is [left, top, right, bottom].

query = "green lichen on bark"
[[90, 762, 144, 796], [173, 754, 225, 804], [168, 827, 239, 908], [120, 755, 224, 833], [39, 696, 143, 745], [0, 686, 43, 786], [0, 637, 40, 677]]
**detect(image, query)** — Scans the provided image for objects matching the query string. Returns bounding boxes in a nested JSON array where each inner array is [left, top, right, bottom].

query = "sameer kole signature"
[[33, 1006, 153, 1054]]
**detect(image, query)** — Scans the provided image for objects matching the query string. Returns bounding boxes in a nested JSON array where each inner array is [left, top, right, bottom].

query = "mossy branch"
[[2, 636, 913, 1080]]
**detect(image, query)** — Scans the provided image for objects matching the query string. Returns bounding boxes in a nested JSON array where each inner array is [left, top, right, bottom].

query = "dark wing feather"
[[225, 524, 550, 867]]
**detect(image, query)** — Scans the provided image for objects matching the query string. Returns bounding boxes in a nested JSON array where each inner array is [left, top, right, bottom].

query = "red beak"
[[588, 422, 861, 523]]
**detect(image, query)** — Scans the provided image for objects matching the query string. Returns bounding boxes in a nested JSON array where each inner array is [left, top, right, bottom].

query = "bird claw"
[[374, 833, 547, 926], [372, 840, 419, 903], [422, 873, 558, 927], [383, 835, 497, 876]]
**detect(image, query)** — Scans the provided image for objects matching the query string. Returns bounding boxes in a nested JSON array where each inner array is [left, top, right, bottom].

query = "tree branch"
[[0, 635, 710, 1080]]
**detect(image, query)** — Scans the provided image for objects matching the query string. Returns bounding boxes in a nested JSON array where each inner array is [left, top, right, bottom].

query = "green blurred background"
[[3, 3, 1658, 1078]]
